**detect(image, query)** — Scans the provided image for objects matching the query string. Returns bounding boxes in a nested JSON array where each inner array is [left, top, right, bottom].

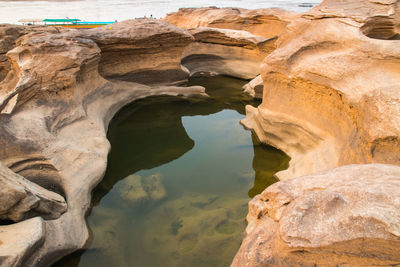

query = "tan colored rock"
[[81, 19, 194, 84], [242, 0, 400, 179], [0, 161, 67, 222], [0, 19, 206, 266], [182, 27, 275, 79], [242, 75, 263, 99], [232, 164, 400, 267], [0, 217, 45, 267], [165, 7, 298, 39]]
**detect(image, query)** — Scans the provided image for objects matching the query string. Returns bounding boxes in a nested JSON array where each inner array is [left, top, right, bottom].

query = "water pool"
[[55, 76, 289, 267]]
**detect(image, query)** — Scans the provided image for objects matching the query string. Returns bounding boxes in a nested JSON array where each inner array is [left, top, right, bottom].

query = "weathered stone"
[[232, 164, 400, 267], [0, 19, 206, 266], [236, 0, 400, 265], [0, 161, 67, 222], [0, 217, 45, 267], [242, 75, 263, 99], [241, 0, 400, 179], [182, 27, 275, 79], [80, 19, 194, 84], [165, 7, 298, 39]]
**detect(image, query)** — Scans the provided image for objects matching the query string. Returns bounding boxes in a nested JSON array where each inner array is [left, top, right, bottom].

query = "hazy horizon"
[[1, 0, 321, 24]]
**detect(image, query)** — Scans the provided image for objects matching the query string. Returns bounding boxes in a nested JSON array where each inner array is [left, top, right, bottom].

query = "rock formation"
[[165, 7, 298, 39], [81, 20, 194, 84], [237, 0, 400, 265], [241, 0, 400, 179], [242, 75, 263, 99], [0, 20, 207, 266], [0, 1, 399, 266], [0, 162, 66, 222], [166, 7, 299, 85], [181, 27, 275, 79], [232, 164, 400, 266]]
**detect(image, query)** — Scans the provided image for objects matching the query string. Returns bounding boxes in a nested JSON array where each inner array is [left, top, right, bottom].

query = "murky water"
[[54, 76, 289, 267], [0, 0, 321, 24]]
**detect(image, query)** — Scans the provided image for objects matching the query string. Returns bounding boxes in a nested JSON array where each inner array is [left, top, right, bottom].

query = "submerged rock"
[[118, 173, 167, 205], [118, 174, 149, 204], [143, 193, 248, 266], [0, 19, 206, 266], [143, 173, 167, 202]]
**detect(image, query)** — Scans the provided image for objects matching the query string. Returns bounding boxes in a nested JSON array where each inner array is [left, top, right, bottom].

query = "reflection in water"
[[54, 76, 289, 267]]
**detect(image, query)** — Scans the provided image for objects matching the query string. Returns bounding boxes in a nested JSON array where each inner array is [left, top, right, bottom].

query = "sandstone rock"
[[0, 217, 45, 267], [232, 164, 400, 267], [0, 19, 206, 266], [0, 25, 62, 84], [242, 75, 263, 99], [80, 19, 194, 84], [0, 161, 67, 222], [165, 7, 298, 39], [242, 0, 400, 179], [182, 27, 275, 79]]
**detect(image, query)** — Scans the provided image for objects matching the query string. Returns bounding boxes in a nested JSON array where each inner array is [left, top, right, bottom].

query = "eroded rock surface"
[[0, 217, 45, 267], [242, 75, 263, 99], [81, 19, 194, 83], [182, 27, 275, 79], [0, 162, 66, 222], [232, 164, 400, 266], [165, 7, 298, 39], [241, 0, 400, 179], [237, 0, 400, 265], [0, 1, 399, 266], [0, 19, 206, 266]]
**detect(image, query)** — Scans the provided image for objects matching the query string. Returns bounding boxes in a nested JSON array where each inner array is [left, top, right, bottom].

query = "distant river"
[[0, 0, 321, 24]]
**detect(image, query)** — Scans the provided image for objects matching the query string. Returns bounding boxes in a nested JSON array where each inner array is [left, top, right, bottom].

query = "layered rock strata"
[[81, 20, 194, 83], [237, 0, 400, 265], [165, 7, 298, 39], [0, 20, 206, 266], [232, 164, 400, 266], [166, 7, 298, 82], [241, 0, 400, 179], [0, 1, 399, 266], [0, 162, 66, 222], [181, 27, 275, 79]]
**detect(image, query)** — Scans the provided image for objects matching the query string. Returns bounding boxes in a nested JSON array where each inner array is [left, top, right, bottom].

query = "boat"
[[18, 18, 115, 29], [298, 3, 314, 7]]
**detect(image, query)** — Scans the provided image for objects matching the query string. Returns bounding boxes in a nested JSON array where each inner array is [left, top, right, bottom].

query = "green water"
[[55, 76, 289, 267]]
